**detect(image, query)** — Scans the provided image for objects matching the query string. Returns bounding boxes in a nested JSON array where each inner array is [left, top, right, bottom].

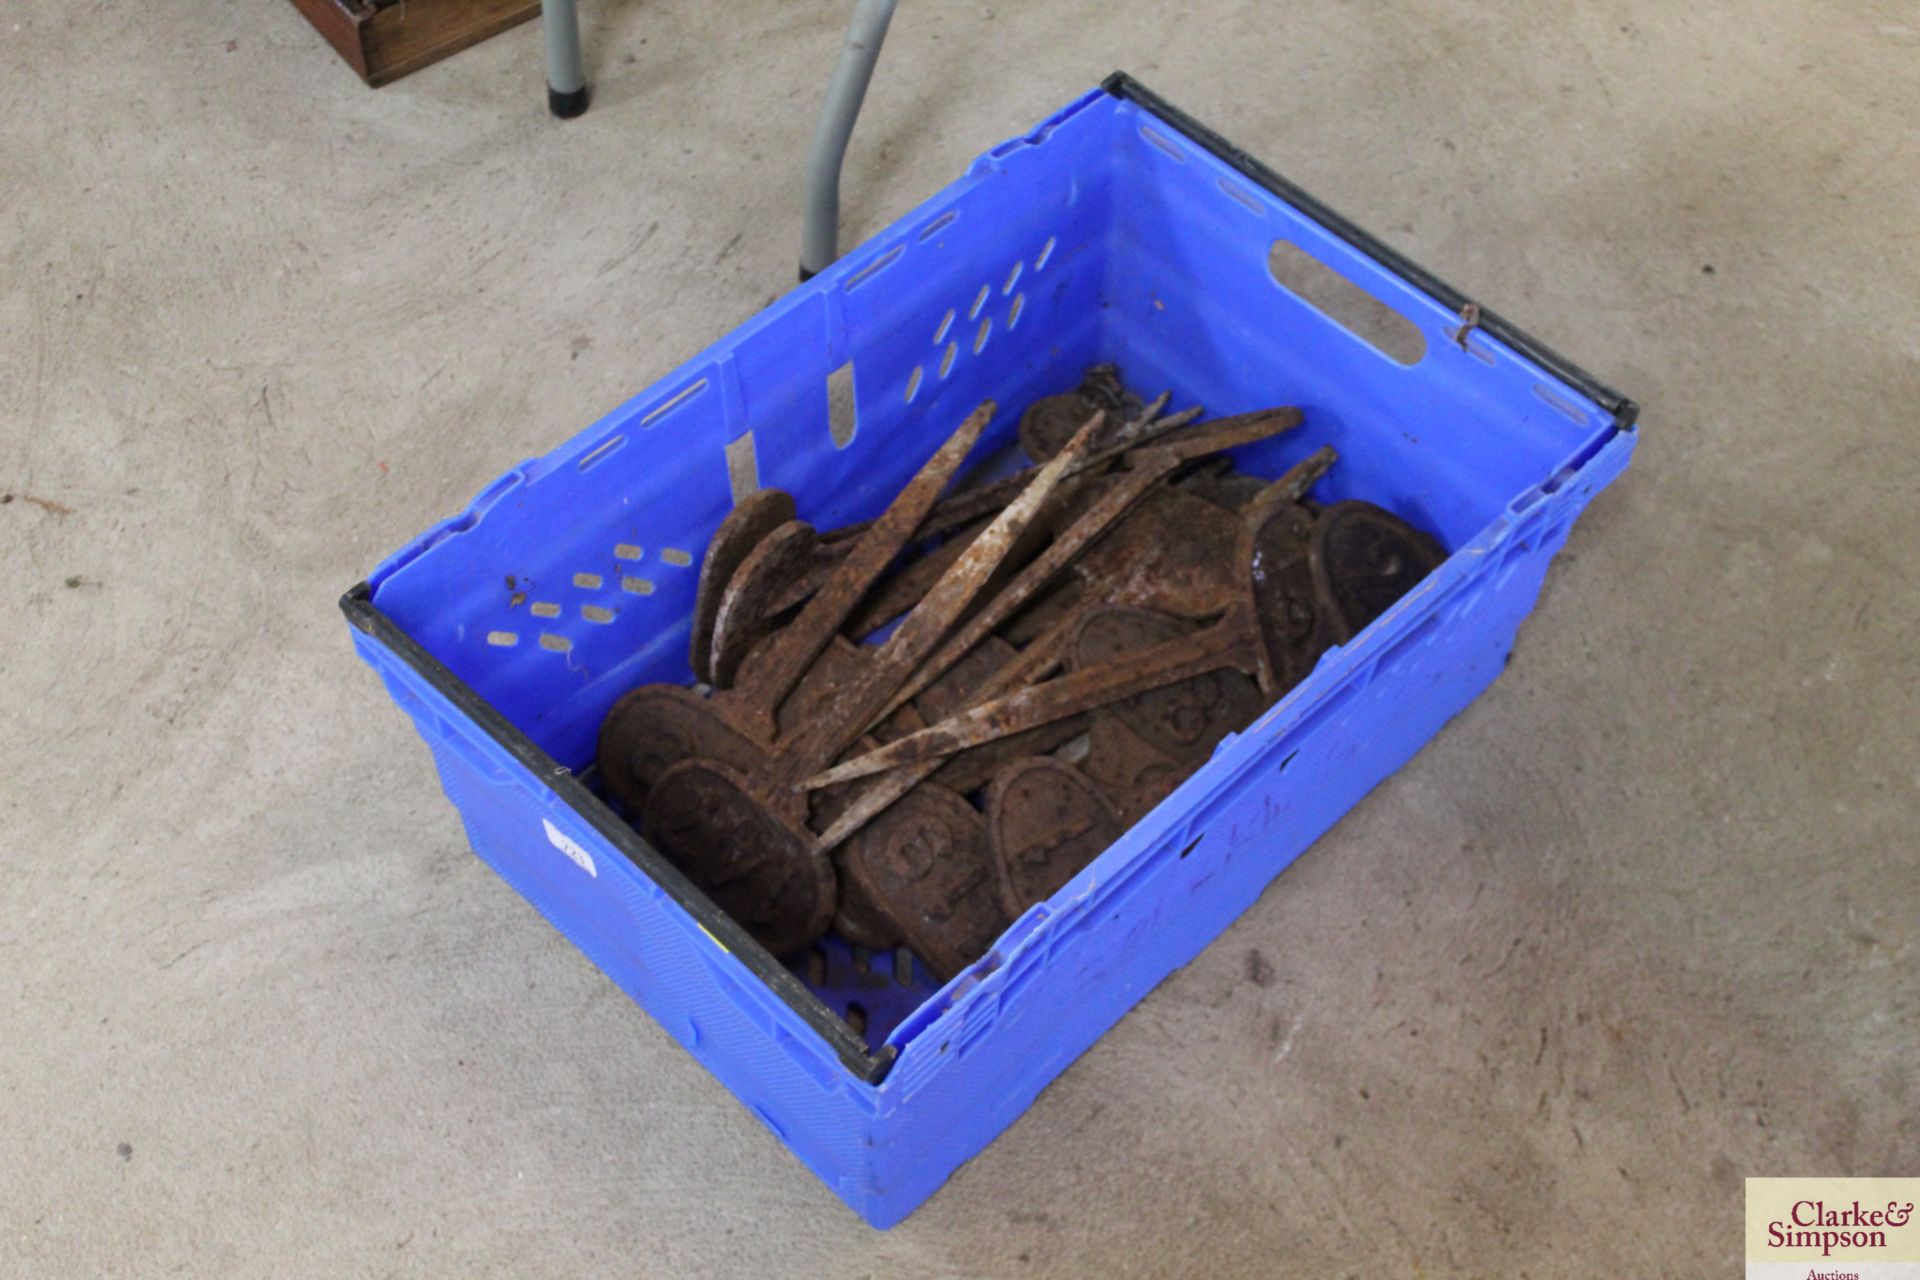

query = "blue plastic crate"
[[341, 75, 1636, 1228]]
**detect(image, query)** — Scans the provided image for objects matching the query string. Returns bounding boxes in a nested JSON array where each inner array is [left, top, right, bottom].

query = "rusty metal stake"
[[803, 471, 1338, 789], [870, 407, 1309, 729], [810, 413, 1311, 848], [810, 600, 1089, 853]]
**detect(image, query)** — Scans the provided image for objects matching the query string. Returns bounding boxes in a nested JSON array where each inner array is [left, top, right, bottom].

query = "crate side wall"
[[349, 631, 886, 1216]]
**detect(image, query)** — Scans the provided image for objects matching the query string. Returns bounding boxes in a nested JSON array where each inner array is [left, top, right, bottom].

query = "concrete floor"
[[3, 1, 1915, 1274]]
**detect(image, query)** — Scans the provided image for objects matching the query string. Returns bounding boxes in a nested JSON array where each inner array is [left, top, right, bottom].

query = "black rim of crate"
[[341, 75, 1637, 1088]]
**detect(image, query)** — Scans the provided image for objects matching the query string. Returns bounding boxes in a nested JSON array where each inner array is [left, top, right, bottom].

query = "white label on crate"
[[543, 819, 597, 877]]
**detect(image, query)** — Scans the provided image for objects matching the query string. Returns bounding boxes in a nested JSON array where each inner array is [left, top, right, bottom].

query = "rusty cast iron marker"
[[735, 401, 999, 726], [811, 423, 1317, 834], [754, 396, 1200, 627], [790, 667, 908, 950], [999, 576, 1084, 646], [1071, 606, 1263, 765], [1074, 486, 1244, 619], [868, 454, 1184, 726], [1021, 381, 1166, 462], [1309, 500, 1448, 639], [753, 393, 1220, 628], [1081, 711, 1188, 826], [597, 684, 770, 813], [642, 758, 836, 956], [1078, 364, 1130, 413], [763, 635, 875, 739], [1018, 392, 1099, 463], [707, 518, 819, 690], [804, 739, 907, 950], [842, 783, 1006, 981], [1230, 445, 1342, 694], [1021, 368, 1152, 462], [1252, 444, 1339, 510], [1245, 501, 1328, 695], [689, 488, 796, 685], [809, 619, 1258, 784], [1181, 468, 1269, 512], [986, 757, 1124, 916], [762, 394, 1193, 621]]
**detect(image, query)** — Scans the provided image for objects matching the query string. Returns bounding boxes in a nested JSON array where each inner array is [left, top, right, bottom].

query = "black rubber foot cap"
[[549, 85, 590, 119], [798, 265, 818, 283]]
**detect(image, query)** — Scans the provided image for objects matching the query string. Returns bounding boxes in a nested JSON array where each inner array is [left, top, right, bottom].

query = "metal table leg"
[[799, 0, 899, 280], [544, 0, 589, 118]]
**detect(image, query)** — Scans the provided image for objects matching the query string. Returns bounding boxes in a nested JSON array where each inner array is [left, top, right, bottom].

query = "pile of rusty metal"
[[596, 369, 1443, 983]]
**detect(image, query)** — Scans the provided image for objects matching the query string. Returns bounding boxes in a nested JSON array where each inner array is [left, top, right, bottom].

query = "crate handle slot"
[[576, 434, 626, 470], [918, 211, 957, 242], [640, 379, 709, 428], [1266, 241, 1426, 367], [844, 244, 904, 290]]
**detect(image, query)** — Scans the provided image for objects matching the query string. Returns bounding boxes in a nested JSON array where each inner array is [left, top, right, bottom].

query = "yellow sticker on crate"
[[1746, 1179, 1920, 1279]]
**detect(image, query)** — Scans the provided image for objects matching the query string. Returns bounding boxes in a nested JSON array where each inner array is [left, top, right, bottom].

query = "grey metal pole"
[[543, 0, 589, 118], [799, 0, 898, 280]]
